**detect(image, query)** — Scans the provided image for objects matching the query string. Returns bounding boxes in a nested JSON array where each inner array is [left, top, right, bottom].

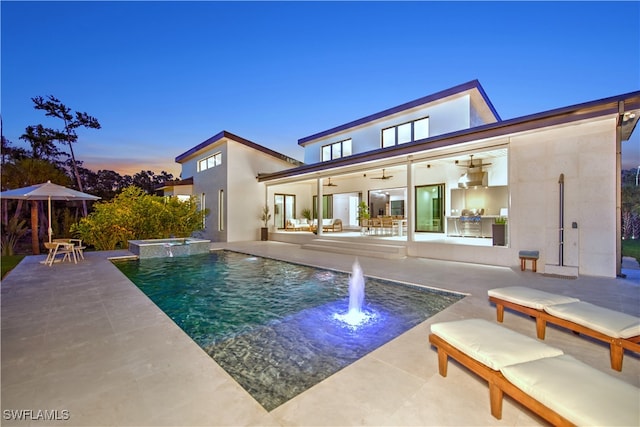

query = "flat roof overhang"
[[176, 130, 303, 166], [297, 80, 501, 145], [259, 91, 640, 184]]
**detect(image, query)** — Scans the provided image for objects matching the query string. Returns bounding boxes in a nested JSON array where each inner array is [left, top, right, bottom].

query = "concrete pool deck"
[[2, 241, 639, 426]]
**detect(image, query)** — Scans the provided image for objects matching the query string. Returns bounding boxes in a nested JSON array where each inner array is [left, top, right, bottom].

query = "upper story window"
[[198, 152, 222, 172], [382, 117, 429, 148], [322, 138, 352, 161]]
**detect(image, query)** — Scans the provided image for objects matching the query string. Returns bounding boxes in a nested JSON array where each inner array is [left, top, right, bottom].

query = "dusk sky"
[[2, 1, 639, 178]]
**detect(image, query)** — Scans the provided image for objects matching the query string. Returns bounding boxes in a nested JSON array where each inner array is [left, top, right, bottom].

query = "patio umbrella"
[[0, 180, 100, 243]]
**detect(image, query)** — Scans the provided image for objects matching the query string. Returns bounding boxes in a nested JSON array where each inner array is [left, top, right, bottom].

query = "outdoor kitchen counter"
[[446, 215, 501, 238]]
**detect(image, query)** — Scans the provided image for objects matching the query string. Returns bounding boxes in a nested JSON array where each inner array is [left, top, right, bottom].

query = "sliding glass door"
[[415, 184, 444, 232], [274, 194, 295, 229], [312, 195, 333, 219]]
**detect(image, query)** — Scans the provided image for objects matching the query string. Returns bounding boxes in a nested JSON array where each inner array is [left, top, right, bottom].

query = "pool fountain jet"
[[164, 243, 174, 257], [348, 258, 365, 315], [334, 258, 372, 328]]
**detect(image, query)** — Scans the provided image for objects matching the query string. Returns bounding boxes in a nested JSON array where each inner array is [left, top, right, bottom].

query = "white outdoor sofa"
[[285, 218, 311, 231], [429, 318, 639, 426]]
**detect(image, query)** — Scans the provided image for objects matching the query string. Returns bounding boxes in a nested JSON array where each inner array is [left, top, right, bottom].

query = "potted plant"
[[260, 205, 271, 241], [492, 216, 507, 246], [301, 208, 312, 224], [357, 201, 371, 234]]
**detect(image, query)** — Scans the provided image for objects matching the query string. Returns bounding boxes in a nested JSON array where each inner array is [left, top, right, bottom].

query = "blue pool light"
[[115, 251, 464, 411]]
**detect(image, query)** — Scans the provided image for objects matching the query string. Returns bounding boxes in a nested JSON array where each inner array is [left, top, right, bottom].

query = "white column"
[[407, 159, 414, 242], [317, 177, 323, 236]]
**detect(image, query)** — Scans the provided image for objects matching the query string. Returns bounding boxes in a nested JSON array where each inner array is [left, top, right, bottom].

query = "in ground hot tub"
[[128, 238, 211, 258]]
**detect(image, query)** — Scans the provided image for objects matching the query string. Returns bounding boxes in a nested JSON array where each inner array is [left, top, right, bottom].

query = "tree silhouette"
[[31, 95, 101, 215], [19, 124, 66, 161]]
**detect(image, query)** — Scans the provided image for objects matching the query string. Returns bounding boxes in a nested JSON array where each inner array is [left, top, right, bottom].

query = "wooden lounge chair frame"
[[489, 295, 640, 371], [429, 333, 574, 426]]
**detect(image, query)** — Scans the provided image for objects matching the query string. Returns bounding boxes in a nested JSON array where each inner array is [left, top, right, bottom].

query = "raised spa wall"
[[128, 238, 211, 258]]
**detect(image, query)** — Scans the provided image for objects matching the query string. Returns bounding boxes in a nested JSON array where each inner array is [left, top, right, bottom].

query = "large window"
[[198, 152, 222, 172], [382, 117, 429, 148], [200, 193, 206, 229], [218, 189, 224, 231], [322, 139, 352, 161]]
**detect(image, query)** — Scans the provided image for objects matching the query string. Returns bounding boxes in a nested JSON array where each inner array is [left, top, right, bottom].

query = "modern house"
[[172, 80, 639, 278], [171, 131, 302, 242]]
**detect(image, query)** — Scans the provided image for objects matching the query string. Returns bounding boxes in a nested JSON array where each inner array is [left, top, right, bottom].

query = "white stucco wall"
[[508, 117, 618, 277], [185, 142, 229, 242], [302, 95, 473, 164], [226, 142, 299, 242], [177, 137, 300, 242]]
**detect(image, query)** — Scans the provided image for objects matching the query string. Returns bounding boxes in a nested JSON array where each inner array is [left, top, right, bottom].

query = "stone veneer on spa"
[[128, 238, 211, 258]]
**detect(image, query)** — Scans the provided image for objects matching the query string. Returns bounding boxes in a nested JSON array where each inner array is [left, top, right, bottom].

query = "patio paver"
[[2, 243, 638, 426]]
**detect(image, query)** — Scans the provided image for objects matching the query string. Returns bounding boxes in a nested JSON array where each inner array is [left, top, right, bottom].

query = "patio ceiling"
[[263, 146, 508, 187]]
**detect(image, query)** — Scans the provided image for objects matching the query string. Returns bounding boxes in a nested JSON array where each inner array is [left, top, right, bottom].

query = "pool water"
[[115, 251, 463, 411]]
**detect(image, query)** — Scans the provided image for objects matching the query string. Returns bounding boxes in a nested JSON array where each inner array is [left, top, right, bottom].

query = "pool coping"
[[2, 242, 638, 426]]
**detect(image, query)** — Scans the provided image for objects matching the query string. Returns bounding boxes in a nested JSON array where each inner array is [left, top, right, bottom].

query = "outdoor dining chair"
[[69, 239, 86, 260], [370, 218, 382, 235], [45, 240, 77, 266], [381, 217, 394, 235]]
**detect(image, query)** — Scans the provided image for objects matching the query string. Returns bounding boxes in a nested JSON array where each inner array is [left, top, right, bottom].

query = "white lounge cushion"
[[430, 319, 564, 370], [501, 354, 640, 426], [488, 286, 579, 310], [544, 301, 640, 339]]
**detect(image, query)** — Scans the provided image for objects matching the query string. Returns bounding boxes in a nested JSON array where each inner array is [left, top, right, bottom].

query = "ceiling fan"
[[370, 169, 393, 180], [456, 154, 491, 169], [323, 177, 338, 187]]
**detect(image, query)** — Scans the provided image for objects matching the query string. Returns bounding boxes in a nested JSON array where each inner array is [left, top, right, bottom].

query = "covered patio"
[[264, 146, 511, 265]]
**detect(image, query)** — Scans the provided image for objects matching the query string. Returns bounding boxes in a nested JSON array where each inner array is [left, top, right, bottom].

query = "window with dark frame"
[[321, 138, 352, 161], [382, 117, 429, 148], [198, 152, 222, 172]]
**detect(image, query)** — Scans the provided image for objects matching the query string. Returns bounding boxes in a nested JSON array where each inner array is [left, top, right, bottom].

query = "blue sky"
[[2, 1, 639, 177]]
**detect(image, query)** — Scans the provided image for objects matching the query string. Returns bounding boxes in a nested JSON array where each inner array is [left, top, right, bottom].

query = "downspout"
[[558, 173, 564, 266]]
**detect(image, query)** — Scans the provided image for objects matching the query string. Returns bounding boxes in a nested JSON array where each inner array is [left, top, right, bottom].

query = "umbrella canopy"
[[0, 180, 100, 242]]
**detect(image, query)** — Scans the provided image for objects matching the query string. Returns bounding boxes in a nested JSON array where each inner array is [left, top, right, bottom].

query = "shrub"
[[71, 186, 208, 250], [1, 217, 29, 256]]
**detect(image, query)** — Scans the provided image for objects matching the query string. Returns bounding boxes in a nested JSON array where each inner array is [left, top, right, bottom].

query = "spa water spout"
[[164, 243, 174, 257]]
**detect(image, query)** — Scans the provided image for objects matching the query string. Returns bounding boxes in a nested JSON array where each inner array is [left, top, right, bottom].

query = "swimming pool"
[[115, 250, 464, 411]]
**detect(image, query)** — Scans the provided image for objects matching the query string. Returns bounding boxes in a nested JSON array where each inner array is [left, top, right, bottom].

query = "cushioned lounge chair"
[[429, 319, 639, 426], [488, 286, 640, 371]]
